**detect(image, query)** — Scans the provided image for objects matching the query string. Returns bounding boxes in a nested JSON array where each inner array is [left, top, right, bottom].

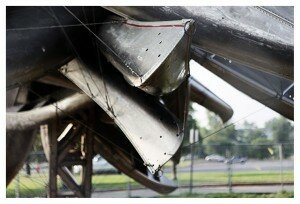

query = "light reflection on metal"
[[189, 77, 233, 123], [6, 93, 92, 131], [192, 47, 294, 120], [97, 19, 194, 95], [104, 6, 293, 81], [57, 123, 73, 142], [60, 59, 183, 173]]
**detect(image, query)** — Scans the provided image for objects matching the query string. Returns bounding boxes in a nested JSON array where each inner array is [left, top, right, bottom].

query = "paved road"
[[23, 159, 293, 174], [164, 159, 294, 173], [92, 184, 293, 198]]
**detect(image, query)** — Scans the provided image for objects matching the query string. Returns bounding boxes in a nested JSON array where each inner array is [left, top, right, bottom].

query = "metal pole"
[[15, 173, 20, 198], [279, 143, 283, 191], [189, 128, 195, 194], [227, 162, 232, 193], [127, 177, 131, 198], [48, 120, 58, 197]]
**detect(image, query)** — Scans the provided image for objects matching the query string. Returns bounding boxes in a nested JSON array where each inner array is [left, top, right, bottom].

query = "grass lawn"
[[159, 191, 294, 198], [165, 171, 294, 185], [6, 170, 293, 197]]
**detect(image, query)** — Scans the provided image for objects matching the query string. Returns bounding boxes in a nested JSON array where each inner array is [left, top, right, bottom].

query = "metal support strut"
[[40, 111, 94, 197]]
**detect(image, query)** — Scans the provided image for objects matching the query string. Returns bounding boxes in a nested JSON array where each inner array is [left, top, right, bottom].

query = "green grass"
[[168, 171, 294, 185], [92, 174, 142, 190], [160, 191, 294, 198], [6, 170, 294, 197], [232, 171, 293, 184], [6, 174, 64, 198]]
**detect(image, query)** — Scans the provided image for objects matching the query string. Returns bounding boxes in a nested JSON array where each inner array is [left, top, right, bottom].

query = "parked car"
[[92, 155, 120, 174], [225, 156, 248, 164], [205, 154, 225, 162], [73, 154, 119, 174], [180, 154, 191, 161]]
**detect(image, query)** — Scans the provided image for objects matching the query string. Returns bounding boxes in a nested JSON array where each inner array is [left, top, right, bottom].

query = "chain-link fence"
[[165, 143, 294, 194], [6, 143, 294, 197]]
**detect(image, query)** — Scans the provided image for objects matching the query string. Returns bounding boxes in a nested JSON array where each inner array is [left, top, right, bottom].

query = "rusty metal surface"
[[60, 59, 183, 173], [98, 19, 194, 95]]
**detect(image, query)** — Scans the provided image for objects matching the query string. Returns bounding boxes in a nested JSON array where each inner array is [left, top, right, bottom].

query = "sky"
[[189, 60, 285, 129]]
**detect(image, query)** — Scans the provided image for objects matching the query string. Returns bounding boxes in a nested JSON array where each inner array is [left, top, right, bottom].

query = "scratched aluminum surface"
[[104, 6, 293, 80], [97, 19, 194, 96], [60, 59, 183, 173]]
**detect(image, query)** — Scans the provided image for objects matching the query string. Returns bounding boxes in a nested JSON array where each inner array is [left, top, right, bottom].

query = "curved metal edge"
[[189, 76, 234, 123], [6, 129, 37, 186], [103, 6, 294, 81], [93, 133, 177, 194], [6, 93, 93, 131], [98, 18, 194, 95], [60, 59, 184, 173]]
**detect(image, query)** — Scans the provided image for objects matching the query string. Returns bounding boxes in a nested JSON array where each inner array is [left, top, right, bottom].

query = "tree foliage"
[[187, 103, 294, 159]]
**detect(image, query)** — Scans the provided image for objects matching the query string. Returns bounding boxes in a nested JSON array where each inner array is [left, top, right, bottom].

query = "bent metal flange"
[[60, 59, 183, 174], [97, 19, 194, 96]]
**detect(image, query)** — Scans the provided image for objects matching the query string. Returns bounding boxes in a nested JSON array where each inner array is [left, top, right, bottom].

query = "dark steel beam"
[[6, 93, 93, 131], [48, 120, 58, 198], [58, 167, 84, 197]]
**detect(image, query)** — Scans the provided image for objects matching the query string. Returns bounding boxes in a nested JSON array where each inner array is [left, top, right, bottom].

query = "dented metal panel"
[[60, 59, 183, 173], [97, 19, 194, 95]]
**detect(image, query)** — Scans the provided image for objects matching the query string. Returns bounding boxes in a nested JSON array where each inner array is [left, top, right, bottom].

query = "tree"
[[234, 121, 271, 158], [265, 116, 294, 158], [265, 116, 294, 143], [202, 111, 237, 157], [181, 104, 203, 156], [236, 121, 266, 144], [249, 137, 273, 159]]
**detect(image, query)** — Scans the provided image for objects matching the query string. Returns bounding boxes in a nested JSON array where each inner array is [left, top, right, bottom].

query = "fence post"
[[127, 177, 131, 198], [189, 128, 198, 194], [227, 162, 232, 193], [278, 143, 283, 191], [15, 172, 20, 198]]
